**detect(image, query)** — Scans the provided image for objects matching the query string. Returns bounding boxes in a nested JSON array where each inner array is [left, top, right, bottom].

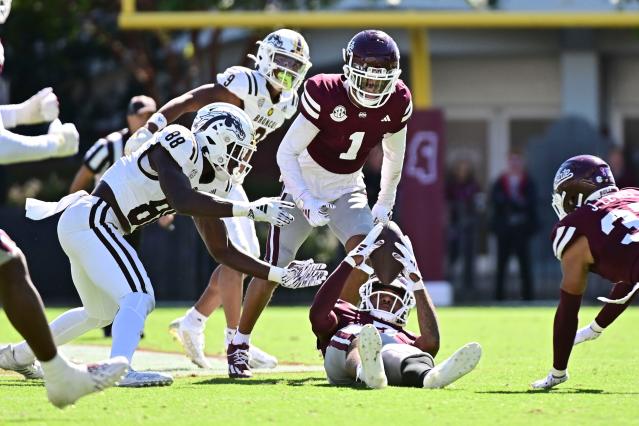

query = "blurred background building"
[[2, 0, 638, 305]]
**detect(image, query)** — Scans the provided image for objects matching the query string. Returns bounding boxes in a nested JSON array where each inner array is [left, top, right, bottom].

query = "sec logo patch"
[[330, 105, 347, 122]]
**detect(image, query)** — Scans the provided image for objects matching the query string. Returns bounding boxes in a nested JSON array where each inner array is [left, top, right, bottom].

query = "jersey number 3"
[[340, 132, 365, 160], [601, 202, 639, 244]]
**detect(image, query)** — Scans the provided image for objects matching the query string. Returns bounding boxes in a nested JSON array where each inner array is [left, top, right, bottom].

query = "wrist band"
[[148, 112, 167, 131], [268, 266, 285, 283]]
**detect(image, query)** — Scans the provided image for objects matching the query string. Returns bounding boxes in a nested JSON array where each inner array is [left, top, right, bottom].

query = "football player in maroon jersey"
[[227, 29, 413, 378], [532, 154, 639, 389], [310, 223, 481, 389]]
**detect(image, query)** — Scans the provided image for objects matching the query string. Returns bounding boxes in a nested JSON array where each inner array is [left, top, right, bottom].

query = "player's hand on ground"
[[125, 127, 153, 155], [247, 197, 295, 227], [371, 202, 392, 225], [530, 371, 568, 390], [280, 259, 328, 289], [18, 87, 59, 125], [393, 233, 422, 283], [298, 194, 334, 227], [48, 119, 79, 157], [345, 223, 384, 266], [574, 324, 602, 345]]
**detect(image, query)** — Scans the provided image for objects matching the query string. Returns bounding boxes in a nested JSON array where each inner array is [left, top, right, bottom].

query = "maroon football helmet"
[[342, 30, 401, 108], [552, 155, 618, 219]]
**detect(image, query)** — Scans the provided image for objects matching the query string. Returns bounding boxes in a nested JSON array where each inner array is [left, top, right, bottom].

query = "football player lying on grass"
[[532, 155, 639, 390], [309, 222, 482, 389]]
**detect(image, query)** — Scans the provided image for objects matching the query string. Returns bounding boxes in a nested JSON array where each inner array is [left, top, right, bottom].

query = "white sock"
[[355, 363, 363, 382], [14, 308, 103, 365], [231, 331, 250, 346], [224, 328, 237, 346], [110, 306, 145, 363], [551, 367, 567, 377], [590, 320, 605, 333], [184, 307, 208, 331], [40, 353, 72, 383]]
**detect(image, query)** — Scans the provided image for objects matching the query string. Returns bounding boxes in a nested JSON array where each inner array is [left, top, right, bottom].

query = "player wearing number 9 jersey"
[[21, 103, 326, 387], [531, 155, 639, 390], [227, 29, 412, 379]]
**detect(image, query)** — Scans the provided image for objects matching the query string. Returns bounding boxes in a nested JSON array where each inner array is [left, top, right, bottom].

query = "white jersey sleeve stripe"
[[250, 73, 259, 97], [302, 86, 321, 112], [84, 140, 112, 173], [301, 93, 320, 120], [245, 72, 254, 96], [555, 226, 576, 260], [401, 99, 413, 123], [552, 226, 565, 258]]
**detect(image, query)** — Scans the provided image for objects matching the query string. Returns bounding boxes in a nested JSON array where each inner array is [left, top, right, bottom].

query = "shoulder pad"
[[155, 124, 198, 170], [216, 66, 259, 100]]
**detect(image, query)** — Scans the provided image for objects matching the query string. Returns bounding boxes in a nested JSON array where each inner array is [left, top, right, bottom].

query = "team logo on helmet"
[[553, 168, 573, 190], [267, 34, 284, 48], [196, 110, 246, 142], [330, 105, 347, 122]]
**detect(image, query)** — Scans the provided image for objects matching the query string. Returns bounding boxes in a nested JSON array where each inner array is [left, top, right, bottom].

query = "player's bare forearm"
[[309, 261, 352, 336], [193, 216, 271, 280], [147, 85, 242, 131], [69, 165, 95, 193], [413, 289, 440, 356]]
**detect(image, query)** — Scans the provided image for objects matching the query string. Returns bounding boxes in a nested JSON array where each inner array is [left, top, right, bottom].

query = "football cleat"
[[357, 324, 387, 389], [574, 324, 602, 346], [168, 316, 210, 369], [227, 343, 252, 379], [117, 370, 173, 388], [531, 371, 569, 390], [46, 356, 128, 408], [248, 345, 278, 369], [422, 342, 482, 389], [0, 345, 44, 379]]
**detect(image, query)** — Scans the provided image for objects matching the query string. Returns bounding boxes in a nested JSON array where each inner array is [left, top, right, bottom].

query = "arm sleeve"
[[377, 126, 407, 207], [552, 289, 582, 370], [0, 105, 21, 129], [276, 113, 320, 202], [309, 261, 353, 336], [0, 115, 60, 165]]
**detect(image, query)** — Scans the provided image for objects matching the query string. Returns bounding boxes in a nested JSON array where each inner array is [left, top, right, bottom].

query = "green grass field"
[[1, 305, 639, 425]]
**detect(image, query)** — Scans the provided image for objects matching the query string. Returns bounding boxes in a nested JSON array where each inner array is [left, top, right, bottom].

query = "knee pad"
[[400, 353, 435, 388], [118, 292, 155, 317]]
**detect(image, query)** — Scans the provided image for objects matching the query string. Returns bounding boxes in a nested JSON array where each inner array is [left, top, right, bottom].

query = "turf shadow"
[[476, 388, 605, 395], [0, 380, 44, 387], [194, 377, 328, 387]]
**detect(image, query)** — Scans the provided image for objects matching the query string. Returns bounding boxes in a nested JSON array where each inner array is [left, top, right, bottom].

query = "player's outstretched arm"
[[393, 233, 440, 356], [0, 120, 78, 165], [125, 85, 241, 155], [0, 87, 58, 128], [373, 127, 407, 225], [531, 235, 592, 390]]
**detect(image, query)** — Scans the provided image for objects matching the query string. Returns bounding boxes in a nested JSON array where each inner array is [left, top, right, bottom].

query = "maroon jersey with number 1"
[[551, 188, 639, 283], [299, 74, 412, 174]]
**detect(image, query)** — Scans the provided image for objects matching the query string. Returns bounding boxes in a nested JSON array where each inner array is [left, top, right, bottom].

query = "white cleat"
[[116, 370, 173, 388], [0, 345, 43, 379], [574, 324, 602, 346], [248, 345, 278, 369], [531, 371, 569, 390], [169, 316, 210, 369], [357, 324, 387, 389], [423, 342, 482, 389], [46, 356, 129, 408]]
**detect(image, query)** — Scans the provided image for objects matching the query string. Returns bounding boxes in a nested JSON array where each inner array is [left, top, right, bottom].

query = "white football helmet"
[[191, 103, 256, 182], [0, 0, 11, 24], [359, 276, 415, 326], [249, 29, 311, 92]]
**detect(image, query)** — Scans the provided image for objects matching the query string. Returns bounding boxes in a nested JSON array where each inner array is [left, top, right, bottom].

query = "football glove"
[[16, 87, 59, 125], [48, 119, 79, 158], [574, 322, 602, 345], [124, 127, 153, 156], [297, 193, 334, 227], [344, 223, 384, 267], [278, 259, 328, 289], [244, 197, 295, 227], [371, 202, 392, 225], [393, 234, 422, 283], [530, 371, 569, 390]]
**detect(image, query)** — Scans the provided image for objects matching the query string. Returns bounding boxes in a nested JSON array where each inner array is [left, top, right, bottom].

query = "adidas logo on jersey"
[[381, 115, 391, 122], [359, 112, 367, 118]]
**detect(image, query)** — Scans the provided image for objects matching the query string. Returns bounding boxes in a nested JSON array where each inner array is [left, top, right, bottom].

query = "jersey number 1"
[[340, 132, 365, 160]]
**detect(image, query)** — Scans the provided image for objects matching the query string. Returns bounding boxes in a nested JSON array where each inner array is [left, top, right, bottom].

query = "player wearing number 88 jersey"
[[22, 103, 326, 387], [532, 155, 639, 390]]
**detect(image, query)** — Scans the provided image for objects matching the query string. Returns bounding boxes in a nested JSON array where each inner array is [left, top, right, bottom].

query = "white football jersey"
[[101, 124, 231, 232], [216, 66, 298, 144]]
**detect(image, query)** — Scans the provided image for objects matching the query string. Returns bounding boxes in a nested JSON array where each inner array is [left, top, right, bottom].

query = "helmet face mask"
[[251, 29, 311, 92], [343, 30, 401, 108], [191, 103, 256, 182], [0, 0, 11, 24], [359, 277, 415, 326], [551, 155, 619, 219]]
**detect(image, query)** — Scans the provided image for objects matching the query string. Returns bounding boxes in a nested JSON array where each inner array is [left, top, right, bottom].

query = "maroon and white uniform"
[[270, 74, 412, 266], [310, 262, 425, 386], [551, 188, 639, 283], [0, 229, 20, 266]]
